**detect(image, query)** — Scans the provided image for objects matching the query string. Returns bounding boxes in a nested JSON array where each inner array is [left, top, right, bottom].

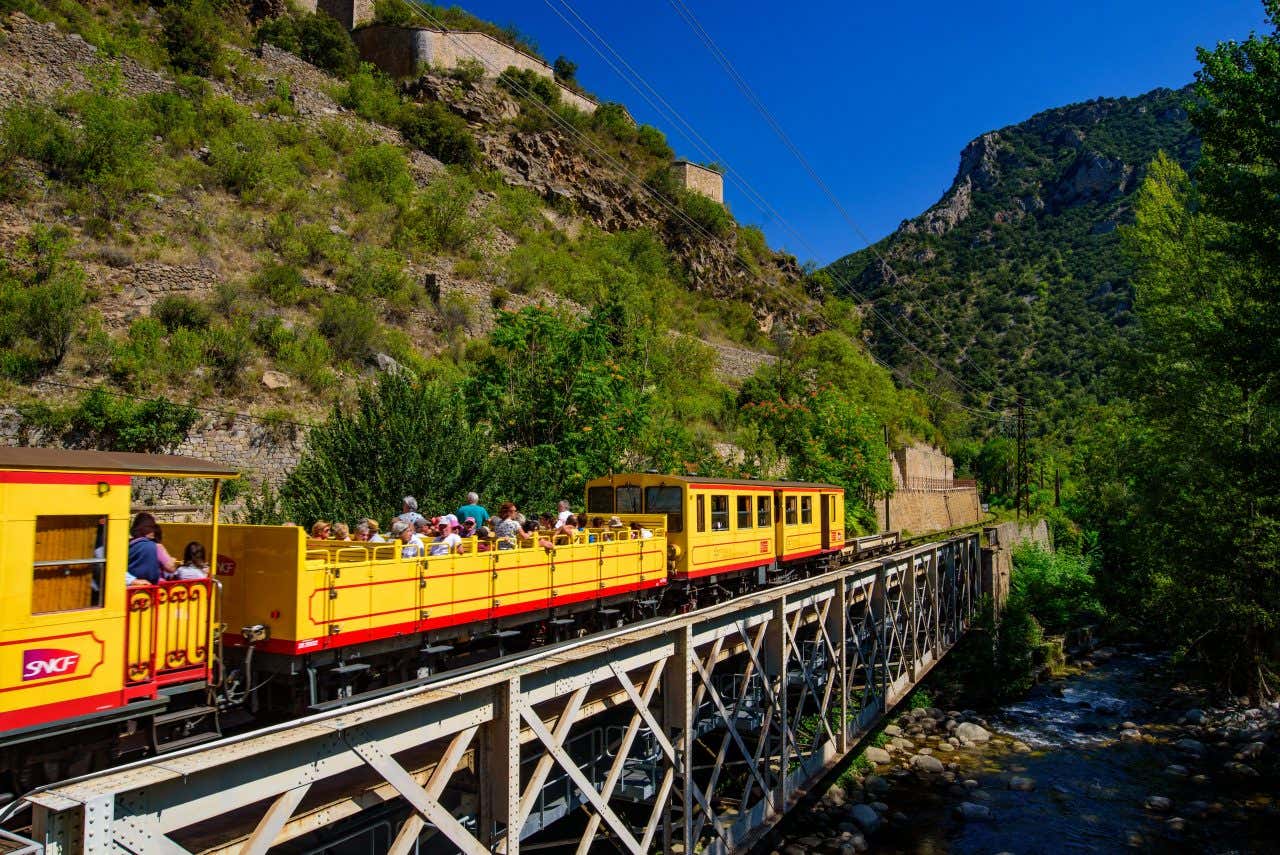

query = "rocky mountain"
[[826, 86, 1199, 423]]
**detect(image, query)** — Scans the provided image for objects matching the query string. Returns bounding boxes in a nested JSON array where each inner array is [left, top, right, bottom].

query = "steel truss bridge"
[[16, 534, 985, 855]]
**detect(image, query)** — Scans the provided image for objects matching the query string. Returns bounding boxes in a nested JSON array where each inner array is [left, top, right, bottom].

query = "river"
[[772, 649, 1280, 854]]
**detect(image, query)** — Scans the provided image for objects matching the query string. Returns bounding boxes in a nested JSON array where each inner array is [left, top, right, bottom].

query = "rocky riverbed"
[[766, 649, 1280, 854]]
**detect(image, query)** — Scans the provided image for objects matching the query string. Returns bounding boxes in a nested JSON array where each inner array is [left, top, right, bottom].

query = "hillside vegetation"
[[0, 0, 933, 530], [826, 86, 1199, 432]]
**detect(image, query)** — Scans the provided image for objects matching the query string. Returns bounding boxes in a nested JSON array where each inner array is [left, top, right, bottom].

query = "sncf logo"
[[22, 648, 81, 681]]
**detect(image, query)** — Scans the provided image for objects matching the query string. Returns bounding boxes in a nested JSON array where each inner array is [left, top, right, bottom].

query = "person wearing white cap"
[[429, 516, 462, 556]]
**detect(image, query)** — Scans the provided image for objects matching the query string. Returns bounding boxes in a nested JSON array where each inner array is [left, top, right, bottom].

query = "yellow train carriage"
[[173, 521, 669, 661], [585, 473, 846, 582], [0, 448, 234, 736]]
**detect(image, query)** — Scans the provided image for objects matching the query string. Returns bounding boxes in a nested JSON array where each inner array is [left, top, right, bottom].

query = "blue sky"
[[438, 1, 1268, 265]]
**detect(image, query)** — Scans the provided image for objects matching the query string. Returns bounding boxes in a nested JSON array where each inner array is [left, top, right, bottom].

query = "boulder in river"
[[864, 775, 890, 795], [910, 754, 945, 773], [955, 722, 991, 743], [1164, 764, 1189, 777], [1184, 708, 1206, 725], [1235, 741, 1265, 760], [1175, 738, 1206, 757], [849, 803, 881, 833], [1008, 775, 1036, 791], [883, 724, 903, 737], [864, 746, 891, 765], [953, 801, 993, 821], [1223, 761, 1259, 777], [1144, 795, 1172, 812]]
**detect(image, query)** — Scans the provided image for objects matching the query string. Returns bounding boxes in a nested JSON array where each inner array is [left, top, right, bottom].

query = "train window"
[[801, 496, 813, 524], [644, 486, 683, 532], [757, 496, 771, 527], [737, 496, 753, 529], [697, 494, 706, 532], [32, 515, 106, 614], [587, 486, 614, 514], [785, 496, 798, 526], [616, 486, 642, 514], [711, 496, 732, 529]]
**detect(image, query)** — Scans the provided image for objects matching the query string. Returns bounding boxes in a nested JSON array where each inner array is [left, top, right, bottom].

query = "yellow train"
[[0, 448, 847, 788]]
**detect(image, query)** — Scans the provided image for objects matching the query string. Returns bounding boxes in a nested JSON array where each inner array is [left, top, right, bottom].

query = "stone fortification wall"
[[892, 442, 955, 490], [672, 161, 724, 204], [877, 487, 981, 535], [351, 26, 599, 114]]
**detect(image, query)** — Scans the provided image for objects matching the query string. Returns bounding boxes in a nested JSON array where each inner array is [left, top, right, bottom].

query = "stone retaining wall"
[[351, 25, 600, 114], [877, 487, 981, 535]]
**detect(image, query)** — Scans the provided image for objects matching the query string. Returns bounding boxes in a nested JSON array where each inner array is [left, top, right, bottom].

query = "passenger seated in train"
[[170, 541, 210, 580], [474, 525, 493, 552], [310, 520, 332, 539], [331, 522, 351, 541], [428, 517, 462, 556], [397, 496, 426, 528], [459, 517, 477, 539], [365, 519, 385, 542], [555, 499, 572, 526], [391, 520, 423, 558], [411, 518, 432, 547], [127, 512, 177, 585], [630, 521, 653, 539], [493, 502, 528, 549]]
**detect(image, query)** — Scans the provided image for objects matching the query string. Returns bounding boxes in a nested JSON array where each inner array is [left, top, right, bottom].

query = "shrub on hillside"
[[399, 172, 481, 254], [398, 102, 478, 167], [1010, 544, 1104, 634], [203, 319, 257, 389], [636, 124, 673, 159], [498, 67, 559, 107], [319, 294, 381, 362], [673, 188, 732, 238], [344, 143, 414, 207], [152, 294, 212, 332], [340, 65, 403, 125], [372, 0, 415, 27], [338, 246, 413, 300], [448, 58, 486, 89], [160, 0, 223, 77], [255, 11, 359, 77], [252, 263, 309, 305], [17, 387, 197, 453], [0, 226, 87, 378]]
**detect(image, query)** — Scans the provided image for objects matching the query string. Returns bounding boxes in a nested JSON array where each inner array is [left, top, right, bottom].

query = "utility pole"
[[883, 424, 891, 533], [1015, 397, 1028, 520]]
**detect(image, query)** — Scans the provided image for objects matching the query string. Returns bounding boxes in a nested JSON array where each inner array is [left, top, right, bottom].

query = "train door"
[[821, 492, 832, 550]]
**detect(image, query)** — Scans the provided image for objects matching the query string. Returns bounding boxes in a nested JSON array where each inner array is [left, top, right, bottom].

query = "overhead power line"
[[393, 0, 1008, 419], [663, 0, 1016, 404], [539, 0, 1010, 415]]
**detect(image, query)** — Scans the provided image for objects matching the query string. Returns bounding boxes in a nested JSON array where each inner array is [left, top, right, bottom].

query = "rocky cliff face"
[[826, 86, 1199, 418], [408, 72, 815, 328]]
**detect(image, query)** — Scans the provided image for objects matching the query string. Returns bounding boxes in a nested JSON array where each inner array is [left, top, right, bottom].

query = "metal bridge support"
[[19, 535, 982, 855]]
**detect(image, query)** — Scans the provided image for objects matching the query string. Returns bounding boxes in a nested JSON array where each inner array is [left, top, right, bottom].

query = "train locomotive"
[[0, 448, 851, 792]]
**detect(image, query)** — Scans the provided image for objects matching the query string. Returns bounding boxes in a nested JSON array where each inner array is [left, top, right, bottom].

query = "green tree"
[[160, 0, 222, 77], [281, 373, 488, 527], [1102, 5, 1280, 700], [553, 56, 578, 84]]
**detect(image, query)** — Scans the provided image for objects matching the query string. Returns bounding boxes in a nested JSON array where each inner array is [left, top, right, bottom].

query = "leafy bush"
[[672, 189, 732, 238], [372, 0, 415, 27], [398, 102, 478, 167], [339, 65, 403, 126], [552, 56, 577, 84], [636, 124, 673, 159], [399, 172, 481, 254], [160, 0, 223, 77], [737, 225, 769, 268], [255, 11, 359, 77], [253, 263, 309, 305], [1010, 544, 1104, 634], [0, 226, 87, 377], [319, 294, 381, 362], [344, 143, 414, 207], [498, 67, 559, 106], [152, 294, 212, 332], [338, 246, 412, 300], [449, 58, 486, 88], [18, 387, 197, 453], [203, 319, 256, 389]]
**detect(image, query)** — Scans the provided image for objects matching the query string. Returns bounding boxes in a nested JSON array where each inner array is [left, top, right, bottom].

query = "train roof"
[[595, 473, 843, 491], [0, 447, 240, 479]]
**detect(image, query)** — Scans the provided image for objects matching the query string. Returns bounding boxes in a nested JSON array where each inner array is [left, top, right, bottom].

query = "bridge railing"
[[21, 533, 983, 855]]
